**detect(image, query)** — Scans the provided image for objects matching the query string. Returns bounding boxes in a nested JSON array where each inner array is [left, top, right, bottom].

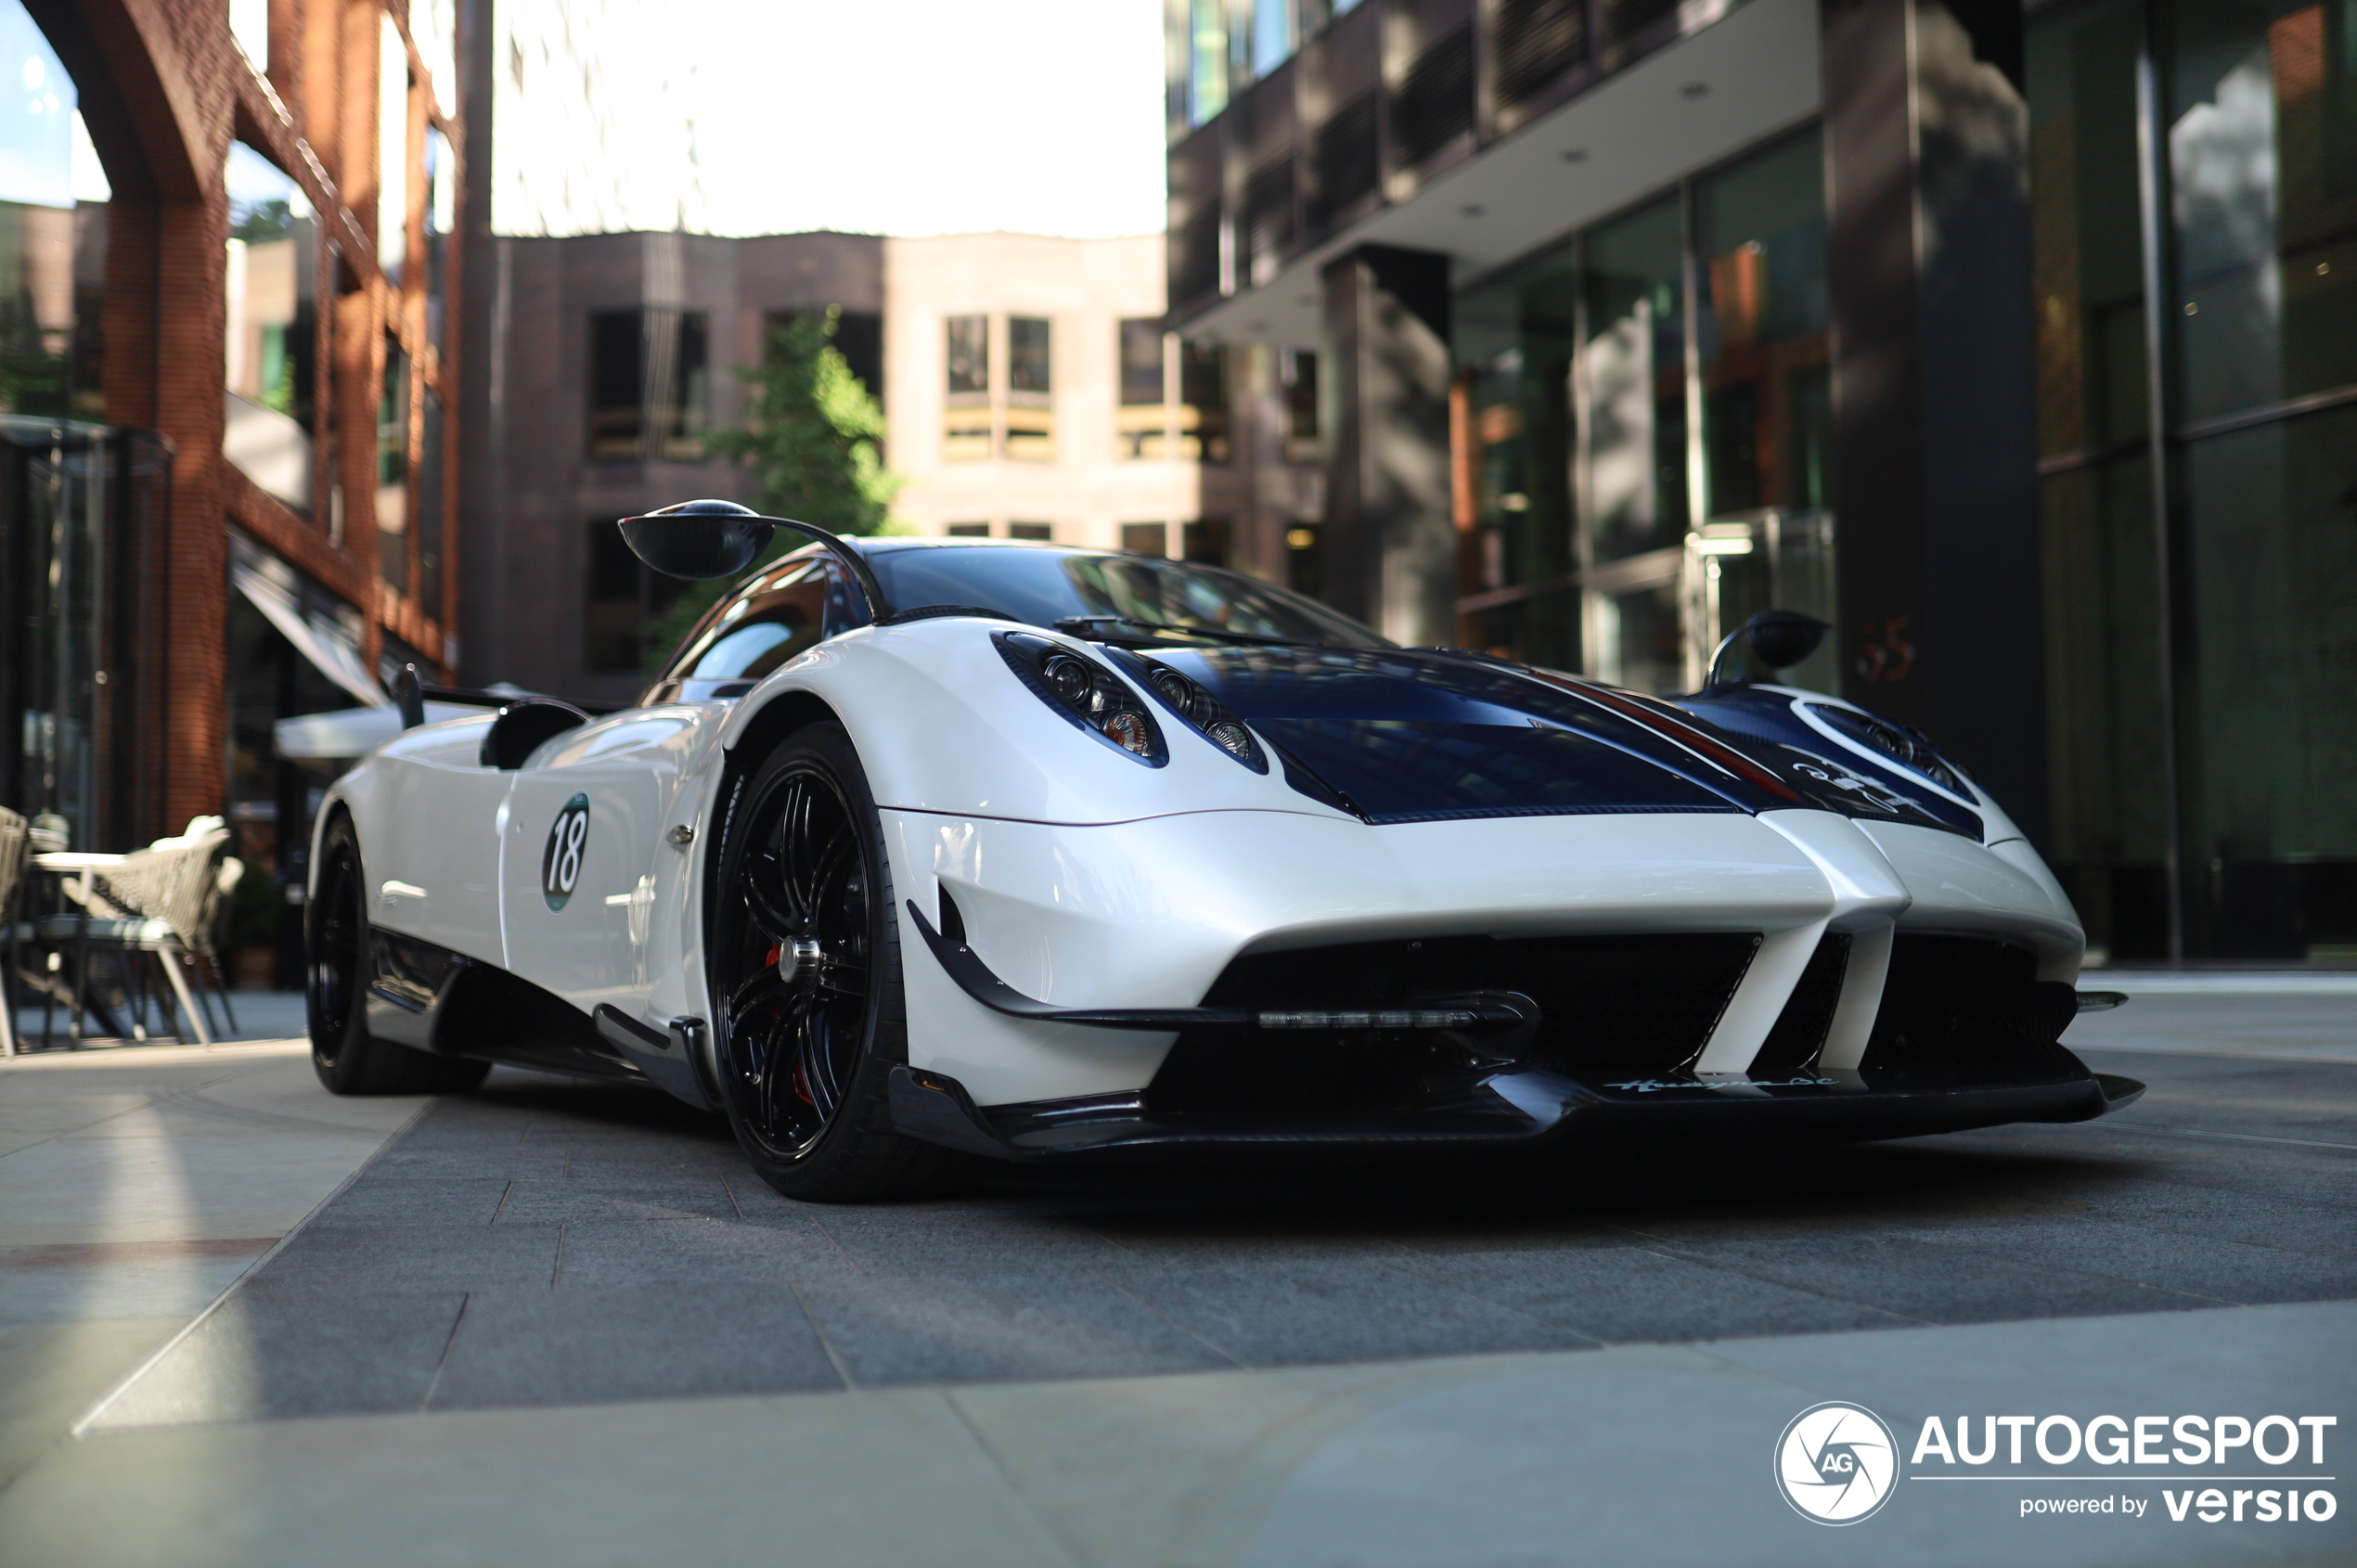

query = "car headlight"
[[994, 631, 1166, 764], [1804, 702, 1970, 794], [1108, 650, 1269, 774]]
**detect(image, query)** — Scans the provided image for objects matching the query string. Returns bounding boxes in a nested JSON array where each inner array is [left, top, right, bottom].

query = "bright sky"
[[682, 0, 1169, 239]]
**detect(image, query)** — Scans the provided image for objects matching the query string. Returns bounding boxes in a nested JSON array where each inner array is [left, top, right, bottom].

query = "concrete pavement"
[[0, 985, 2350, 1565]]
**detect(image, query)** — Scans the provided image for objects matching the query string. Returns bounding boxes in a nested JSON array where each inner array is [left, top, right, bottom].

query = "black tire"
[[307, 815, 492, 1096], [709, 722, 946, 1201]]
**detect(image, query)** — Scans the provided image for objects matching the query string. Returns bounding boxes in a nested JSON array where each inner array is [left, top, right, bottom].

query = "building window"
[[1178, 341, 1230, 463], [1285, 522, 1321, 598], [1007, 315, 1053, 460], [766, 308, 883, 400], [945, 314, 992, 460], [1119, 318, 1168, 458], [584, 518, 641, 673], [587, 310, 707, 461], [947, 521, 990, 537], [377, 338, 409, 591], [1009, 521, 1053, 542], [650, 309, 710, 460], [1249, 0, 1297, 77], [1182, 517, 1230, 565], [1281, 347, 1319, 458], [1122, 521, 1168, 555], [587, 309, 644, 459], [225, 142, 317, 516], [1189, 0, 1229, 126]]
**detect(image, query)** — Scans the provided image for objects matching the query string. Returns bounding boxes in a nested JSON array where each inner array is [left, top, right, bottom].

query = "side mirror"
[[615, 498, 893, 619], [1706, 610, 1829, 689], [480, 699, 590, 770]]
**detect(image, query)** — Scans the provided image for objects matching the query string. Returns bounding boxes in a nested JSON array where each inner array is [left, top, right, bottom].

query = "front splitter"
[[886, 1059, 2147, 1162]]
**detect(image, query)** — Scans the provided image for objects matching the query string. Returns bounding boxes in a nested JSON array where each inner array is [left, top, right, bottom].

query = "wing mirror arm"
[[615, 498, 893, 621]]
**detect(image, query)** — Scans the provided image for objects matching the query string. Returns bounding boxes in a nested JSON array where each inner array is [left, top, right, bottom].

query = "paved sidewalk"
[[0, 1039, 424, 1491]]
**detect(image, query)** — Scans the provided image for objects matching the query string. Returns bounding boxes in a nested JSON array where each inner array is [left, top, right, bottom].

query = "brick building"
[[0, 0, 461, 924]]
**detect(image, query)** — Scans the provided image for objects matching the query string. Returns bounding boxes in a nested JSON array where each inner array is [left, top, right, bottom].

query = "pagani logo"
[[1775, 1402, 1900, 1524], [542, 793, 590, 910]]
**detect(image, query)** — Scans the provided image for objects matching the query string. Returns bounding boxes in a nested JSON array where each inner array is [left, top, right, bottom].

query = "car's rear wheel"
[[710, 723, 945, 1201], [308, 816, 490, 1096]]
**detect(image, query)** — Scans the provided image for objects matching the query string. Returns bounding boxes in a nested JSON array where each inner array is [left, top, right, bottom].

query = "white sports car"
[[309, 500, 2140, 1199]]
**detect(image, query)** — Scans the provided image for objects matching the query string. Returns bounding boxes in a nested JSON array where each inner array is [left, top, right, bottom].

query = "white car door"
[[500, 711, 700, 1017]]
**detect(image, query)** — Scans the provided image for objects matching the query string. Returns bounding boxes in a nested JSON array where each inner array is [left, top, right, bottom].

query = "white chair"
[[38, 820, 233, 1047]]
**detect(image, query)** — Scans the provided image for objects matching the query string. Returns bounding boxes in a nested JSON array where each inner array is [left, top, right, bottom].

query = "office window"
[[1119, 319, 1168, 459], [224, 142, 318, 516], [766, 309, 883, 401], [1121, 521, 1168, 556], [1009, 521, 1053, 542], [1007, 315, 1054, 460], [651, 310, 710, 460], [1285, 522, 1321, 598], [1178, 341, 1230, 463], [377, 339, 409, 591], [945, 314, 991, 460], [588, 310, 644, 459], [1009, 317, 1051, 395], [1189, 0, 1229, 126], [1182, 517, 1230, 565], [947, 315, 990, 395], [1281, 348, 1319, 458], [947, 521, 990, 537], [585, 518, 642, 672]]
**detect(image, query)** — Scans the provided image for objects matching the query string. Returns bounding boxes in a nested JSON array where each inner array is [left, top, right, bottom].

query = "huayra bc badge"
[[542, 793, 590, 910]]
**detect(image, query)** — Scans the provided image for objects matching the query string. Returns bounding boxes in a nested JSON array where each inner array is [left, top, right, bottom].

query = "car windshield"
[[867, 546, 1388, 648]]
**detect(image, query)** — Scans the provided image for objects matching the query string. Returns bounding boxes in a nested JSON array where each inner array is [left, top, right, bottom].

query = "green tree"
[[643, 307, 904, 668]]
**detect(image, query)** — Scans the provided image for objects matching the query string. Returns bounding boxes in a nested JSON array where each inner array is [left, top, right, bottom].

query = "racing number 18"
[[541, 793, 592, 909]]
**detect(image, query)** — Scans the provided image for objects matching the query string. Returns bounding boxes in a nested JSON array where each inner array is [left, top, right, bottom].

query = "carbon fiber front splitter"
[[886, 1056, 2147, 1161]]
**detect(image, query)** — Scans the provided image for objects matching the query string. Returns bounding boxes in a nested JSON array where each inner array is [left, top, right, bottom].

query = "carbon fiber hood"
[[1153, 646, 1980, 836]]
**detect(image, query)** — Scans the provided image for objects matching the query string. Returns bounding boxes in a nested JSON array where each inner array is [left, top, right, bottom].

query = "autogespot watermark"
[[1775, 1406, 2340, 1527]]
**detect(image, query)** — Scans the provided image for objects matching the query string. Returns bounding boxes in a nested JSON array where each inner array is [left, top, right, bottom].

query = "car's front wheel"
[[709, 722, 945, 1201]]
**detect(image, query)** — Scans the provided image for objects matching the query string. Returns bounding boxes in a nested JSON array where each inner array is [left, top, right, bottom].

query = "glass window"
[[2177, 401, 2357, 958], [867, 545, 1387, 647], [1009, 521, 1053, 541], [225, 142, 316, 513], [947, 314, 989, 397], [1455, 238, 1580, 669], [2029, 0, 2149, 458], [587, 309, 643, 458], [1581, 193, 1688, 563], [660, 558, 868, 699], [1251, 0, 1297, 76], [1190, 0, 1230, 126], [651, 309, 709, 459], [1183, 517, 1230, 565], [426, 126, 454, 354], [1179, 341, 1230, 462], [1119, 318, 1166, 405], [378, 17, 408, 282], [1281, 347, 1320, 449], [377, 338, 410, 590], [2169, 0, 2357, 422], [1009, 316, 1051, 396], [418, 386, 444, 612], [585, 517, 642, 673], [947, 521, 990, 536], [1694, 127, 1829, 517], [1122, 521, 1169, 555]]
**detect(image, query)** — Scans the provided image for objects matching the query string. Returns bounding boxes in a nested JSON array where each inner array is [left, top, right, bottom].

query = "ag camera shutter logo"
[[542, 793, 590, 910], [1775, 1402, 1900, 1524]]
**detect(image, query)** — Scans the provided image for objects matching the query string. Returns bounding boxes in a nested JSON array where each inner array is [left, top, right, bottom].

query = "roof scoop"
[[615, 498, 891, 615]]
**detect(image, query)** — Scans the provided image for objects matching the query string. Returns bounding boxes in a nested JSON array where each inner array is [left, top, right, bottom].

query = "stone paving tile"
[[789, 1267, 1237, 1386], [548, 1216, 857, 1288], [426, 1284, 844, 1409], [488, 1176, 743, 1226], [1378, 1240, 1917, 1344], [97, 1280, 466, 1426], [300, 1175, 516, 1228], [1904, 1215, 2357, 1305], [261, 1221, 563, 1292]]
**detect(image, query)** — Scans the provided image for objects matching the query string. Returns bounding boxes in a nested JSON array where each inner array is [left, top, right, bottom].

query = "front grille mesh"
[[1148, 932, 1759, 1116]]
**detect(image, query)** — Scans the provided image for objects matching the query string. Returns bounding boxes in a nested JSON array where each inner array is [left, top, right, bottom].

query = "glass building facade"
[[1453, 125, 1840, 700], [2030, 0, 2356, 963]]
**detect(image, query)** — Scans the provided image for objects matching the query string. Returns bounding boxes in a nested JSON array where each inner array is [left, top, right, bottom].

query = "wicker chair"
[[0, 806, 26, 1058], [38, 820, 234, 1047]]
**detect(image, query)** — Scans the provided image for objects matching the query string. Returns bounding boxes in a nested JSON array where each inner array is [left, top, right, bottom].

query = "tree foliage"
[[643, 308, 903, 669]]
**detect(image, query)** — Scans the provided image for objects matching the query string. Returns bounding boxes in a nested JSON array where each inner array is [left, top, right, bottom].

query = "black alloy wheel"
[[307, 815, 488, 1095], [710, 723, 944, 1200]]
